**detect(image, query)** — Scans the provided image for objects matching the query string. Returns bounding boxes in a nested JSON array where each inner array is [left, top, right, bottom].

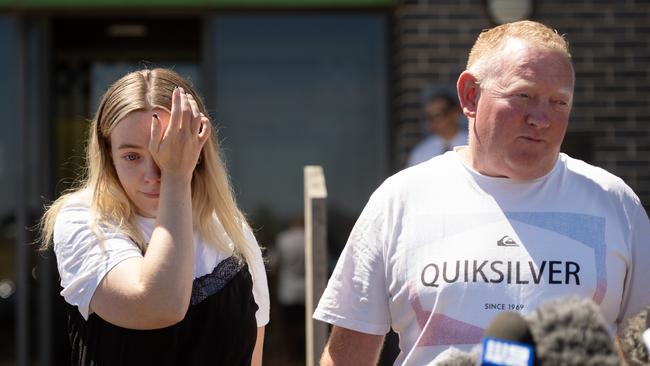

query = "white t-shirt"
[[407, 131, 468, 167], [314, 150, 650, 365], [53, 196, 270, 327]]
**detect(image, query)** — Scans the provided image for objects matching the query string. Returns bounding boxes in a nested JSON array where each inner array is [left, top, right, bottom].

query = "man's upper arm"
[[314, 182, 394, 335], [320, 326, 385, 366], [621, 204, 650, 322]]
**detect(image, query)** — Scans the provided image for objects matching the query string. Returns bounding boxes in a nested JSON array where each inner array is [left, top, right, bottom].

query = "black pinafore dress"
[[66, 256, 258, 366]]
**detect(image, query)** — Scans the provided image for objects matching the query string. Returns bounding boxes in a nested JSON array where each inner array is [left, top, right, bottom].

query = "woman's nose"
[[144, 157, 161, 183]]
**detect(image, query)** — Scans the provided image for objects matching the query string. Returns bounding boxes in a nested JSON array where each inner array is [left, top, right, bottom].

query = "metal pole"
[[304, 165, 328, 366]]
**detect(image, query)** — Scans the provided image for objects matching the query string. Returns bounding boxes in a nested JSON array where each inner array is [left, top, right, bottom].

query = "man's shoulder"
[[560, 153, 637, 198], [388, 152, 461, 192], [562, 154, 625, 184]]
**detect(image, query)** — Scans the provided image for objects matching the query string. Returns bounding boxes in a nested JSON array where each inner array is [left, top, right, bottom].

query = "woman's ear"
[[457, 71, 480, 118]]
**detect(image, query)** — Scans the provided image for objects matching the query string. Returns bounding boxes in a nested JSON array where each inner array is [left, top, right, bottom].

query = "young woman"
[[40, 68, 269, 365]]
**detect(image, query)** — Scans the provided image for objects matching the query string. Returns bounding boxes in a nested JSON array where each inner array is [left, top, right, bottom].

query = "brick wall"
[[393, 0, 650, 208]]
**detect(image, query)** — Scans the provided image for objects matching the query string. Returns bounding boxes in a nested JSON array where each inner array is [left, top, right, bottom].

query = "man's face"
[[470, 39, 574, 180]]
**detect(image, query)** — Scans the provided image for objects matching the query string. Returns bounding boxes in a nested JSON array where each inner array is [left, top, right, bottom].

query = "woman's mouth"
[[141, 192, 160, 198]]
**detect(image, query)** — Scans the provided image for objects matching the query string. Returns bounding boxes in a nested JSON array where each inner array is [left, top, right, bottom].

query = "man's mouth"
[[520, 136, 544, 143]]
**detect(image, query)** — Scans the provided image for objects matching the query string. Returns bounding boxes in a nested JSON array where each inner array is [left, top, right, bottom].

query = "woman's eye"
[[123, 154, 139, 161], [517, 93, 530, 98]]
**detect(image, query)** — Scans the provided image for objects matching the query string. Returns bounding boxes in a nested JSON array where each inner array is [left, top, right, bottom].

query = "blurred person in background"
[[40, 68, 269, 366], [406, 89, 467, 167], [314, 20, 650, 365], [275, 214, 306, 364]]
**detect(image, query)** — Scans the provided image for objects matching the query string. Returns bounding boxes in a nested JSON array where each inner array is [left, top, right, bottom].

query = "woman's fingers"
[[149, 113, 162, 153], [169, 87, 182, 132], [198, 116, 211, 143], [169, 86, 203, 136], [170, 87, 192, 132], [186, 93, 202, 133], [150, 87, 209, 180], [180, 88, 193, 132], [186, 93, 200, 116]]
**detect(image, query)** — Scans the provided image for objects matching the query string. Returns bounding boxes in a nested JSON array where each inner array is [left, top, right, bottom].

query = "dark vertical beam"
[[36, 15, 53, 366], [15, 15, 30, 366], [201, 14, 215, 113]]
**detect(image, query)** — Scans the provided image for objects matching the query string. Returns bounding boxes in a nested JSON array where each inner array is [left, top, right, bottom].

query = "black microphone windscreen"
[[484, 311, 535, 346]]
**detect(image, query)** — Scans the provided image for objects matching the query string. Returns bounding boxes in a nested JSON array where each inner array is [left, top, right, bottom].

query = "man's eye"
[[516, 93, 530, 98]]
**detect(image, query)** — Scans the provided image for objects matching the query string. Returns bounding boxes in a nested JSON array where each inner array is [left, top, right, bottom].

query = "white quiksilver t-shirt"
[[314, 150, 650, 365]]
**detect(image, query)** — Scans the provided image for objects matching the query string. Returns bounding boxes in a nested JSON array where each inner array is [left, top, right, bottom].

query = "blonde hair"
[[467, 20, 572, 86], [40, 68, 254, 266]]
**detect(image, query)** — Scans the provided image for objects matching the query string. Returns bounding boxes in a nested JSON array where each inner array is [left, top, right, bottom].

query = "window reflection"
[[211, 14, 388, 364]]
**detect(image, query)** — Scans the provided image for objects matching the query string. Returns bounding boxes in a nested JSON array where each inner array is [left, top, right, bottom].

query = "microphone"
[[479, 311, 535, 366], [619, 305, 650, 365], [434, 312, 533, 366], [525, 296, 620, 366], [442, 297, 621, 366], [435, 347, 479, 366]]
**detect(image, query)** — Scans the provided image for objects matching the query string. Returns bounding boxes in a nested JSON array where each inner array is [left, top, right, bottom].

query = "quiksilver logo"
[[420, 260, 581, 287], [497, 235, 518, 247]]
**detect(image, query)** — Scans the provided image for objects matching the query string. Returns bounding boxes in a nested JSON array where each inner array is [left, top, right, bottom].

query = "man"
[[313, 20, 650, 365], [407, 90, 468, 167]]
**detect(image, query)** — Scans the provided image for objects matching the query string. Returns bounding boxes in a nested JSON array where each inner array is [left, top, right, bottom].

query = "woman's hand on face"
[[149, 87, 211, 184]]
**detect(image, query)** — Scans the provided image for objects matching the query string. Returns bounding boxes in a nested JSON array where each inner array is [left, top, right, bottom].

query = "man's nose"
[[526, 102, 551, 128]]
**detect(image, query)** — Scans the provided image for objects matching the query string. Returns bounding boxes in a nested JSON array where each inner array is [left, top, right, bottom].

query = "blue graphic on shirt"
[[505, 212, 606, 303]]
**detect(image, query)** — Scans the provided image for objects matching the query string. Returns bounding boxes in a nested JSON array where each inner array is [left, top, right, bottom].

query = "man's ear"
[[457, 71, 480, 118]]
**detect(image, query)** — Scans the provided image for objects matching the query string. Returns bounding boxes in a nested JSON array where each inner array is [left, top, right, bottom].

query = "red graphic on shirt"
[[408, 282, 484, 347], [594, 280, 606, 305]]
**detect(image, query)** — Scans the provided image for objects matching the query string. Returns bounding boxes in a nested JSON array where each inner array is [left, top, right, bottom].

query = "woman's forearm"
[[138, 177, 195, 321]]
